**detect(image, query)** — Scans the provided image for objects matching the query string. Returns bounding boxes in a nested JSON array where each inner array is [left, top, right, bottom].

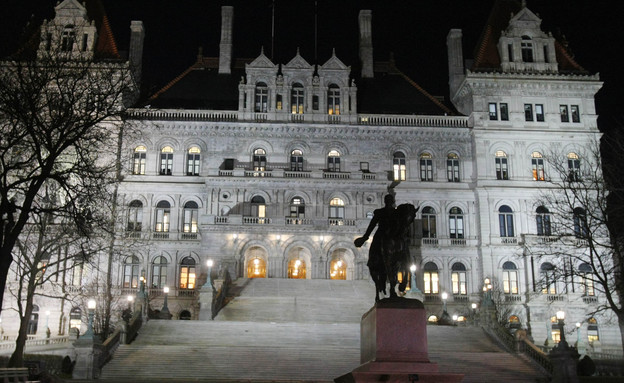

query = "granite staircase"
[[99, 278, 548, 382]]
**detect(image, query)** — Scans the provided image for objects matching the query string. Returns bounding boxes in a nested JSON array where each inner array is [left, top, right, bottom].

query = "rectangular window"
[[507, 44, 514, 62], [503, 271, 518, 294], [452, 272, 467, 295], [535, 104, 544, 122], [524, 104, 533, 121], [571, 105, 580, 122], [447, 159, 460, 182], [312, 95, 319, 111], [81, 34, 88, 51], [360, 162, 369, 172], [560, 105, 569, 122], [276, 94, 282, 110], [420, 159, 433, 181], [500, 103, 509, 121], [489, 103, 498, 120], [495, 157, 508, 180]]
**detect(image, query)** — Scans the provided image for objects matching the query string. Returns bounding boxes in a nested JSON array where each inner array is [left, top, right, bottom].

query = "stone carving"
[[354, 194, 418, 301]]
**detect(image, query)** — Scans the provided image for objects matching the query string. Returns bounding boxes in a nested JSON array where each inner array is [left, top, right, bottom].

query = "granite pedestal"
[[336, 297, 464, 383]]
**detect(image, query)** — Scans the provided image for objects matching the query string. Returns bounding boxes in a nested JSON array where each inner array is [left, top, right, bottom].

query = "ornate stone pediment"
[[246, 48, 277, 69], [321, 50, 348, 71], [284, 49, 312, 70]]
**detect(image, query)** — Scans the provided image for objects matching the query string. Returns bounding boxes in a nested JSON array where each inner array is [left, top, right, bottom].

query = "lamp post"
[[160, 286, 171, 319], [203, 259, 214, 289], [471, 302, 478, 326], [549, 310, 580, 383], [82, 299, 96, 340], [127, 295, 134, 311], [556, 310, 567, 345], [441, 292, 448, 313]]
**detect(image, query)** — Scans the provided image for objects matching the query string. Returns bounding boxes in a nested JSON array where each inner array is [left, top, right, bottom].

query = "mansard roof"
[[471, 0, 585, 73]]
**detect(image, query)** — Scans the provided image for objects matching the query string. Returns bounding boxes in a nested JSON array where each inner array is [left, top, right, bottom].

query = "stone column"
[[72, 337, 103, 379]]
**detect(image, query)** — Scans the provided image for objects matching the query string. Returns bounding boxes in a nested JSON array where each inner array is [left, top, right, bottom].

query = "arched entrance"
[[179, 310, 192, 320], [244, 246, 268, 278], [329, 258, 346, 280], [286, 246, 311, 279]]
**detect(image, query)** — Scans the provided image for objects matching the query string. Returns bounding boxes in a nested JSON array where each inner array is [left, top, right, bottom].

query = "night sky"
[[1, 1, 622, 126]]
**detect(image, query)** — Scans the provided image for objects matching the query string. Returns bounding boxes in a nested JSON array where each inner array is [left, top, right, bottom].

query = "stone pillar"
[[358, 10, 374, 79], [129, 20, 145, 82], [549, 341, 580, 383], [72, 338, 102, 379], [446, 28, 464, 99], [219, 6, 234, 74]]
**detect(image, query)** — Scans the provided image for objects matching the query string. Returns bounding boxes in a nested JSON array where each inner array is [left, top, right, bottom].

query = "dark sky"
[[1, 1, 622, 122]]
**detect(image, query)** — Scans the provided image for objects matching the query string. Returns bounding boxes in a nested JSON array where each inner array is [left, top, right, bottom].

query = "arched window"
[[447, 153, 460, 182], [155, 201, 171, 233], [587, 318, 599, 343], [536, 206, 552, 236], [288, 258, 306, 279], [69, 307, 82, 331], [183, 201, 199, 233], [420, 152, 433, 181], [187, 146, 201, 176], [61, 25, 75, 52], [247, 257, 267, 278], [422, 207, 437, 239], [451, 263, 467, 295], [521, 35, 533, 62], [27, 305, 39, 335], [531, 152, 545, 181], [498, 205, 514, 237], [540, 262, 556, 294], [578, 263, 594, 296], [133, 146, 146, 175], [509, 315, 521, 329], [123, 255, 140, 288], [393, 152, 406, 181], [327, 150, 341, 172], [253, 148, 267, 172], [495, 150, 509, 180], [160, 146, 174, 175], [327, 84, 340, 115], [291, 83, 304, 114], [255, 82, 268, 112], [427, 315, 438, 323], [502, 261, 518, 294], [329, 197, 345, 223], [127, 200, 143, 232], [251, 196, 266, 223], [423, 262, 439, 294], [290, 149, 304, 171], [449, 207, 464, 239], [551, 315, 561, 343], [289, 197, 305, 219], [573, 207, 588, 239], [179, 257, 196, 289], [330, 258, 346, 280], [567, 153, 581, 182], [151, 256, 168, 288]]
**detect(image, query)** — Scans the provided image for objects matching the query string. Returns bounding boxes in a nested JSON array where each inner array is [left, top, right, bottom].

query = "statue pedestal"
[[198, 286, 215, 321], [335, 298, 463, 383]]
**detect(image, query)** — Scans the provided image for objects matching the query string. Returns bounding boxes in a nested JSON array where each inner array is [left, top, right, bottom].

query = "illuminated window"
[[502, 261, 518, 294], [495, 150, 509, 180], [123, 255, 140, 288], [290, 197, 305, 219], [276, 94, 283, 110], [69, 307, 82, 332], [451, 263, 467, 295], [155, 201, 171, 232], [422, 207, 437, 239], [327, 150, 341, 172], [578, 263, 594, 296], [536, 206, 552, 236], [447, 153, 460, 182], [330, 258, 346, 280], [327, 84, 340, 115], [420, 153, 433, 181], [187, 146, 201, 176], [541, 262, 556, 294], [535, 104, 544, 122], [509, 315, 521, 329], [567, 153, 581, 182], [179, 257, 196, 289], [531, 152, 545, 181], [427, 315, 438, 323], [61, 26, 75, 52], [71, 262, 83, 287], [251, 196, 266, 223], [329, 197, 345, 222], [127, 200, 143, 232], [291, 83, 304, 114], [393, 152, 406, 181], [183, 201, 199, 233], [255, 82, 268, 112], [288, 258, 306, 279], [151, 256, 168, 288], [587, 318, 599, 343], [423, 262, 439, 294], [160, 146, 174, 175], [133, 146, 146, 175], [551, 316, 561, 343], [247, 257, 266, 278], [253, 148, 267, 172], [498, 205, 514, 237], [449, 207, 464, 239], [290, 149, 304, 171]]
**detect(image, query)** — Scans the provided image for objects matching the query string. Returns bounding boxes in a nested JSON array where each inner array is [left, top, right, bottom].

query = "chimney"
[[358, 10, 373, 78], [129, 20, 145, 82], [219, 6, 234, 74], [446, 29, 464, 99]]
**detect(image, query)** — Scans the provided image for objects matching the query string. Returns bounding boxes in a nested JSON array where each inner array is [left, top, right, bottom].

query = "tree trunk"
[[7, 297, 34, 367], [0, 252, 13, 317], [619, 314, 624, 353]]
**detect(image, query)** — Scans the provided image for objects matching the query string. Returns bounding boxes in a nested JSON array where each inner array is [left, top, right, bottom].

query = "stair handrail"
[[517, 336, 554, 375], [211, 269, 232, 319], [99, 327, 121, 369], [125, 309, 143, 344]]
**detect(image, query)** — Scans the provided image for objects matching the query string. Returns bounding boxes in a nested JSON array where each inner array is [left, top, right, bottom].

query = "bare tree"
[[0, 27, 139, 315], [525, 136, 624, 349]]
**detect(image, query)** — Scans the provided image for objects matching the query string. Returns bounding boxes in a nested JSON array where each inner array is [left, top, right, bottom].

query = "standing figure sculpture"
[[354, 195, 418, 301]]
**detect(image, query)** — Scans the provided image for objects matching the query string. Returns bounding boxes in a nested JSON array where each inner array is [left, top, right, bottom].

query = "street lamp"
[[82, 299, 96, 340], [471, 302, 478, 326], [556, 310, 567, 344], [441, 292, 448, 313], [409, 264, 421, 293], [160, 286, 171, 319], [127, 295, 134, 311], [203, 259, 214, 289]]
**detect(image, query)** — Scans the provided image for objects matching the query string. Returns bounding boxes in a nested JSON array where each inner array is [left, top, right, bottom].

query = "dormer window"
[[291, 83, 304, 114], [62, 25, 75, 52], [521, 36, 533, 62], [328, 84, 340, 115], [255, 82, 268, 113]]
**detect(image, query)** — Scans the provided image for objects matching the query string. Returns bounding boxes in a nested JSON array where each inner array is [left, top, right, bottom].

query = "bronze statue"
[[355, 195, 418, 301]]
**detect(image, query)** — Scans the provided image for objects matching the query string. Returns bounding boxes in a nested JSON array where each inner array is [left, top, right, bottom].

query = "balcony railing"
[[450, 238, 466, 246], [547, 295, 565, 302], [328, 218, 356, 226], [323, 171, 350, 179], [285, 217, 312, 225], [181, 232, 199, 240], [243, 217, 271, 225], [504, 294, 522, 302], [583, 295, 598, 304], [152, 232, 170, 240], [422, 238, 439, 246]]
